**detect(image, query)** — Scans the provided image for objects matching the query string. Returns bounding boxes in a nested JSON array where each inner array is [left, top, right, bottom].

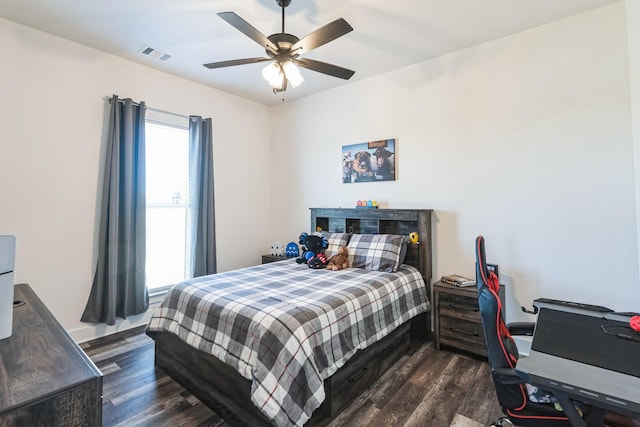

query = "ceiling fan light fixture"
[[206, 2, 355, 94], [283, 61, 303, 88], [262, 62, 285, 90]]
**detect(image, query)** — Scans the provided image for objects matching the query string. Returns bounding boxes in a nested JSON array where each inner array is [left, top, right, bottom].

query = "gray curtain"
[[189, 116, 217, 277], [82, 95, 148, 325]]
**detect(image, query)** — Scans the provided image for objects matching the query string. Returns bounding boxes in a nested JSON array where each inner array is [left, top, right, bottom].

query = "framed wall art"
[[342, 138, 396, 183]]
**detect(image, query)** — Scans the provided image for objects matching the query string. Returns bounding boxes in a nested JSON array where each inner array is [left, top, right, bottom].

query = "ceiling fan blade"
[[218, 11, 279, 52], [294, 57, 355, 80], [204, 57, 272, 69], [290, 18, 353, 54]]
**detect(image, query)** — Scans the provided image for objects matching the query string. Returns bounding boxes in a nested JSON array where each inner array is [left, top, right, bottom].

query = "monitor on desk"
[[531, 308, 640, 378]]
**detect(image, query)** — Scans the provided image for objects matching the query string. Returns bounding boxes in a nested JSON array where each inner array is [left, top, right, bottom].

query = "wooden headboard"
[[310, 208, 433, 284]]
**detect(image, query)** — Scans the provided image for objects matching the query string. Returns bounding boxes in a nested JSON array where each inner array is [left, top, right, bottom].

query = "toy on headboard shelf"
[[356, 200, 378, 209], [409, 232, 419, 244]]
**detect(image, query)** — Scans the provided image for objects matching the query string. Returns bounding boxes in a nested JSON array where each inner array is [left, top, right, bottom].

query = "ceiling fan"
[[203, 0, 355, 93]]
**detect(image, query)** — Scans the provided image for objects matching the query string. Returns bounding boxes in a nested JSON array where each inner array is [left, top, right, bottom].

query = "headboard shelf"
[[310, 208, 433, 283]]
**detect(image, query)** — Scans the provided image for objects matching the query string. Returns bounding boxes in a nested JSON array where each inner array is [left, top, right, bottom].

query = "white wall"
[[627, 1, 640, 284], [271, 2, 640, 322], [0, 17, 272, 340]]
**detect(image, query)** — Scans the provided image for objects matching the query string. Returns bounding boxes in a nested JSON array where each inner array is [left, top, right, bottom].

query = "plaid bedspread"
[[146, 259, 429, 427]]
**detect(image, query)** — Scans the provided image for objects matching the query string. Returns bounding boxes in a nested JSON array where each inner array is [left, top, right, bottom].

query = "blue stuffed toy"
[[296, 232, 329, 268], [285, 242, 300, 257]]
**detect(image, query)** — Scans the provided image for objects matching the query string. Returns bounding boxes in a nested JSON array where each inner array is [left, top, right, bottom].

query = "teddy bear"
[[326, 246, 349, 271], [296, 232, 328, 268]]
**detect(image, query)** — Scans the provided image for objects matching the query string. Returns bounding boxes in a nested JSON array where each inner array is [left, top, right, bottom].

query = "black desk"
[[517, 352, 640, 426], [515, 308, 640, 427]]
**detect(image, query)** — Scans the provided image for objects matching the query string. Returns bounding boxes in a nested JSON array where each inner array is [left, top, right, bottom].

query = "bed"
[[146, 208, 433, 426]]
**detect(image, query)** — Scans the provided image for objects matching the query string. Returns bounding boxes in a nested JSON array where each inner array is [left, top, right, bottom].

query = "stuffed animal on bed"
[[326, 246, 349, 271], [296, 232, 328, 268], [308, 253, 328, 269]]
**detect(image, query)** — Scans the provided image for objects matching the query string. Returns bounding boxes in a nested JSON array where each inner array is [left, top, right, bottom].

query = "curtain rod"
[[103, 96, 191, 120]]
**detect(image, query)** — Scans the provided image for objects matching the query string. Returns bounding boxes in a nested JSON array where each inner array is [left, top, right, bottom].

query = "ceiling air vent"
[[139, 45, 172, 61]]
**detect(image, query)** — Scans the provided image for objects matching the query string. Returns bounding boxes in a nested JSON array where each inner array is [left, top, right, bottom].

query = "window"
[[145, 116, 192, 291]]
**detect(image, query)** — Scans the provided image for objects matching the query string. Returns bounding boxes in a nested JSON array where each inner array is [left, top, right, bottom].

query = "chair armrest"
[[507, 322, 535, 336], [492, 367, 527, 385]]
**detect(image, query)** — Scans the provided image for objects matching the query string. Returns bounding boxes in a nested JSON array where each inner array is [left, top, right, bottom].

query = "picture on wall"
[[342, 138, 396, 183]]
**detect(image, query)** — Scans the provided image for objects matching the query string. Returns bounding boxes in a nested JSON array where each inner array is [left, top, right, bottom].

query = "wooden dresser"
[[0, 284, 103, 426], [433, 280, 504, 357]]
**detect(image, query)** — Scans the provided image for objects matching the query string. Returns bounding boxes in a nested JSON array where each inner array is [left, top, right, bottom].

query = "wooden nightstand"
[[433, 280, 504, 357], [261, 254, 290, 264]]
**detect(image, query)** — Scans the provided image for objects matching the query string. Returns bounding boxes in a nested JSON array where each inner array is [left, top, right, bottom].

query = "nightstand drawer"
[[439, 315, 486, 356], [439, 292, 479, 310], [439, 315, 483, 342], [438, 294, 480, 322]]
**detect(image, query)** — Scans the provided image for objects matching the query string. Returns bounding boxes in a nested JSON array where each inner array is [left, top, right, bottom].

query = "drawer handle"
[[450, 326, 479, 337], [348, 367, 369, 383], [389, 340, 402, 350], [448, 303, 478, 312]]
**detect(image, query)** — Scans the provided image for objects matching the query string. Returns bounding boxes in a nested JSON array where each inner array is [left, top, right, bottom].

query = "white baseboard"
[[68, 297, 163, 343]]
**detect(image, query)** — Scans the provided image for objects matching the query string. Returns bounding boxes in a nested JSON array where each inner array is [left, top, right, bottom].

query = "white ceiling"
[[0, 0, 618, 106]]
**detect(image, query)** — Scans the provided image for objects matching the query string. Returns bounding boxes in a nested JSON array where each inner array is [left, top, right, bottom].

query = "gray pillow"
[[320, 232, 352, 258], [347, 234, 406, 272]]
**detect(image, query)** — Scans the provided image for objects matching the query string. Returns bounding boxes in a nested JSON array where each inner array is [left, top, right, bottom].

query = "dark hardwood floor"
[[80, 327, 503, 427]]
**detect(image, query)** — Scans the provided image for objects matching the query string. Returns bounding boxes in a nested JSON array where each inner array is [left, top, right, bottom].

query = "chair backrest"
[[475, 235, 528, 411]]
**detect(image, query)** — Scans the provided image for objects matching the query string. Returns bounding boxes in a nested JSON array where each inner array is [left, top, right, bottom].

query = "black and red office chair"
[[475, 235, 606, 427]]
